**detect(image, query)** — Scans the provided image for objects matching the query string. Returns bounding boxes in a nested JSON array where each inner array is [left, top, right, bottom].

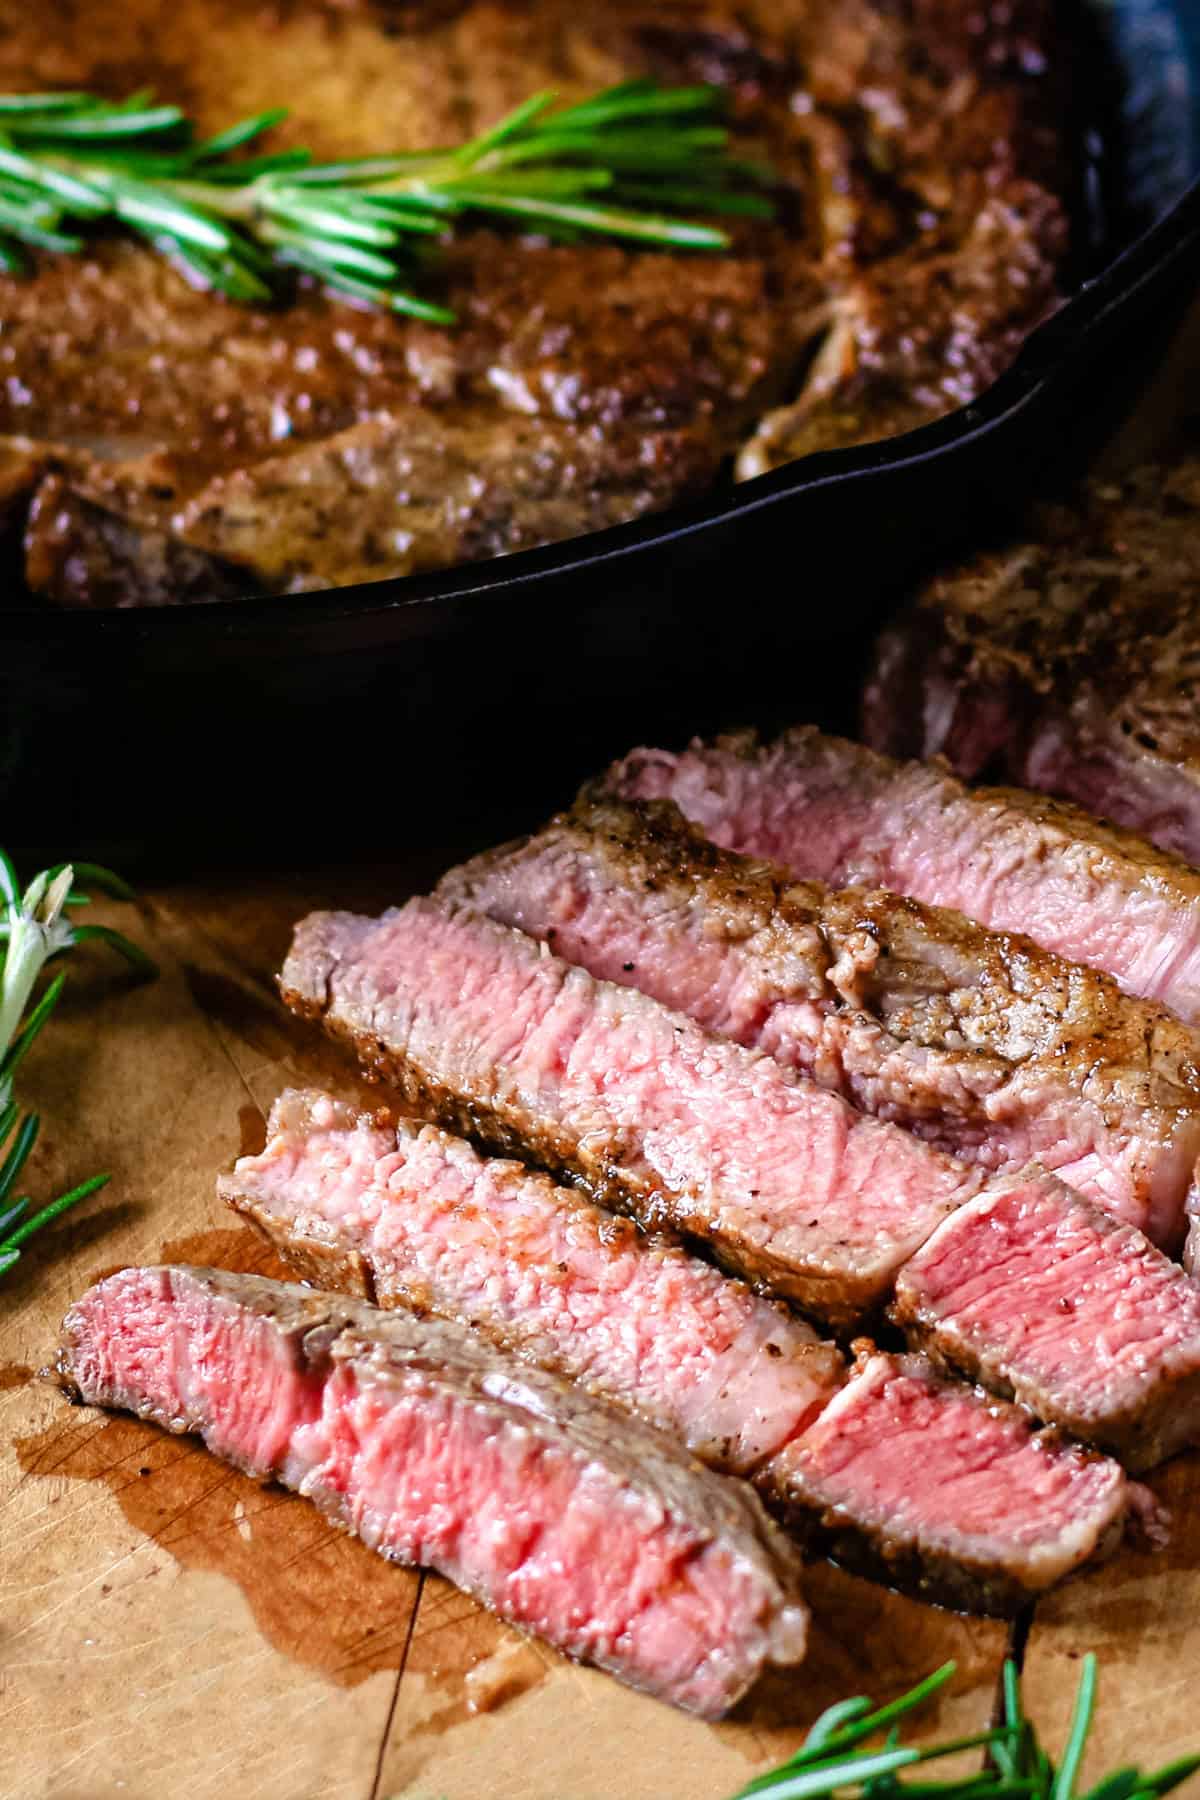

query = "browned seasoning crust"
[[1, 0, 1072, 604]]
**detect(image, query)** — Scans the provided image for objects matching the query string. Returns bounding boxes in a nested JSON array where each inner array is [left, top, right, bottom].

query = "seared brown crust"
[[863, 451, 1200, 829], [559, 793, 1200, 1117], [2, 0, 1071, 603]]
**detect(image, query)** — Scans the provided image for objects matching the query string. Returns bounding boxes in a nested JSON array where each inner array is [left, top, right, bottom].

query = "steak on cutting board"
[[604, 728, 1200, 1031], [57, 1263, 809, 1717], [223, 1089, 1134, 1615], [279, 897, 985, 1324], [863, 450, 1200, 866], [441, 794, 1200, 1247], [220, 1088, 843, 1474], [2, 0, 1071, 603]]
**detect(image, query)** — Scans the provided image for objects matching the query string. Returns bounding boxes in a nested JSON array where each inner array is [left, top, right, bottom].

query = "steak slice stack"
[[603, 727, 1200, 1032], [441, 795, 1200, 1247], [863, 450, 1200, 866], [221, 1089, 843, 1474], [893, 1181, 1200, 1471], [279, 898, 984, 1324], [58, 1264, 809, 1717], [223, 1089, 1134, 1614]]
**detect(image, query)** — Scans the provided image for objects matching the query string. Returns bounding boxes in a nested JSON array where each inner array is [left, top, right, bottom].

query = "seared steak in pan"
[[57, 1263, 810, 1717], [1, 0, 1070, 603], [223, 1089, 1134, 1614], [441, 794, 1200, 1247], [603, 728, 1200, 1032]]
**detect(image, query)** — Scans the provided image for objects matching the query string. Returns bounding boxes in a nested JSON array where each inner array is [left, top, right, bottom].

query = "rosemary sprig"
[[0, 852, 155, 1278], [0, 81, 773, 322], [730, 1659, 1200, 1800]]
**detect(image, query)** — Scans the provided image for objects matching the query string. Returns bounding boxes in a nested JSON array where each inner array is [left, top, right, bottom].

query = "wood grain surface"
[[7, 296, 1200, 1800], [0, 853, 1187, 1800]]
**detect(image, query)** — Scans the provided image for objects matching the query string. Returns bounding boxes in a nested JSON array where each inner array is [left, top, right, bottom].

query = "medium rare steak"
[[2, 0, 1070, 603], [279, 898, 984, 1324], [221, 1089, 843, 1472], [863, 451, 1200, 866], [892, 1180, 1200, 1472], [58, 1264, 809, 1716], [223, 1089, 1134, 1614], [762, 1349, 1129, 1615], [442, 795, 1200, 1246], [604, 728, 1200, 1031]]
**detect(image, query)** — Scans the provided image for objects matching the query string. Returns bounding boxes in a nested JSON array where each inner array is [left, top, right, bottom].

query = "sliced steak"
[[763, 1349, 1130, 1615], [220, 1089, 843, 1473], [58, 1264, 808, 1716], [280, 899, 985, 1325], [223, 1089, 1134, 1614], [603, 727, 1200, 1032], [442, 795, 1200, 1247], [892, 1180, 1200, 1472], [862, 452, 1200, 865]]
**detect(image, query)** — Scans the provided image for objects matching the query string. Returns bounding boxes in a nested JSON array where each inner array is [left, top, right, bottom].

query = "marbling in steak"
[[57, 1263, 810, 1717], [442, 793, 1200, 1246], [278, 898, 984, 1325], [223, 1089, 1135, 1614]]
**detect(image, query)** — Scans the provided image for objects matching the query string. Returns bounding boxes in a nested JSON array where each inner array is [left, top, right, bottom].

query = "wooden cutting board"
[[1, 859, 1198, 1800], [9, 296, 1200, 1800]]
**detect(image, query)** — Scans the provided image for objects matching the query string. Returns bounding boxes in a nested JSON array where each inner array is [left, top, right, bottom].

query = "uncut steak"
[[863, 451, 1200, 865], [57, 1264, 809, 1716], [223, 1090, 1133, 1614], [441, 794, 1200, 1246], [604, 728, 1200, 1031], [279, 898, 986, 1324], [1, 0, 1070, 604], [221, 1089, 843, 1473]]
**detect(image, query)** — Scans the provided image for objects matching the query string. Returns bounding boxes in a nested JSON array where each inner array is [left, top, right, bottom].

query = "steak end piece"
[[220, 1088, 844, 1474], [892, 1179, 1200, 1472], [442, 792, 1200, 1249], [601, 725, 1200, 1036], [763, 1348, 1129, 1615], [58, 1264, 809, 1717], [862, 451, 1200, 867], [279, 899, 982, 1328]]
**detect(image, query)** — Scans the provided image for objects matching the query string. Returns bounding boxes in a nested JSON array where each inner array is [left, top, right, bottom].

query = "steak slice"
[[441, 795, 1200, 1247], [279, 899, 984, 1325], [862, 451, 1200, 866], [892, 1180, 1200, 1472], [220, 1089, 843, 1473], [603, 727, 1200, 1032], [762, 1349, 1130, 1615], [58, 1264, 809, 1717], [223, 1089, 1134, 1614]]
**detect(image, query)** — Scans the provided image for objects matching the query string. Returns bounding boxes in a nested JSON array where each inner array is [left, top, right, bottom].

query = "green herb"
[[0, 81, 773, 322], [0, 852, 155, 1277], [729, 1658, 1200, 1800]]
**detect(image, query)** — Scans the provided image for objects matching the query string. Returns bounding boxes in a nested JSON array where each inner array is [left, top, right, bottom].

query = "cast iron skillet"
[[3, 0, 1200, 861]]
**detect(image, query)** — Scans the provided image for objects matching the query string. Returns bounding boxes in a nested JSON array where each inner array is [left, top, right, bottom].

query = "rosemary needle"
[[729, 1658, 1200, 1800], [0, 80, 774, 320], [0, 852, 155, 1279]]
